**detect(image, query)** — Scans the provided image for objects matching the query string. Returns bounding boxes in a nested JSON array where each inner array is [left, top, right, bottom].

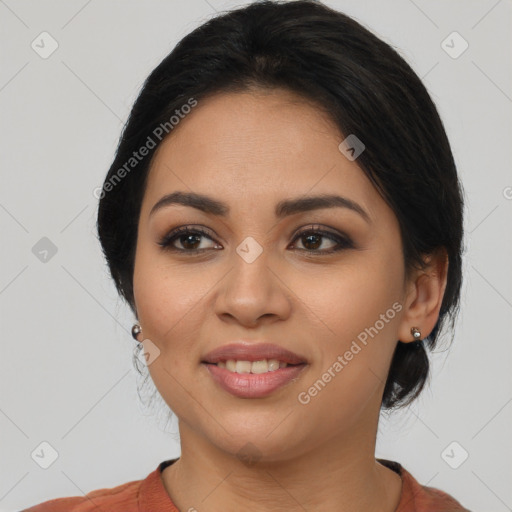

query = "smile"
[[203, 361, 307, 398]]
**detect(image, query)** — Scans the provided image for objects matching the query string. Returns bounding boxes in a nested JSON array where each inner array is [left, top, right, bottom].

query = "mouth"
[[202, 361, 307, 399], [201, 342, 308, 398]]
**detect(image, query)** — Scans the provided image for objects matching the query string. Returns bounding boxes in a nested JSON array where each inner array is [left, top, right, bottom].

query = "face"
[[133, 88, 415, 462]]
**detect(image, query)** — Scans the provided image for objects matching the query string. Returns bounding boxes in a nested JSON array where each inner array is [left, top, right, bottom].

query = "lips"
[[201, 342, 307, 365], [204, 363, 307, 399]]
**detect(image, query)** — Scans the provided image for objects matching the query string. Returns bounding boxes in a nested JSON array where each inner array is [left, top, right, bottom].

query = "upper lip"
[[202, 342, 307, 365]]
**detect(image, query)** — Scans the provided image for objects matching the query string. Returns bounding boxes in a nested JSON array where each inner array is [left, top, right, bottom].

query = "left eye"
[[290, 227, 353, 253]]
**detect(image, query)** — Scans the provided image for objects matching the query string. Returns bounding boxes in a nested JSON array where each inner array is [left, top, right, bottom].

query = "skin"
[[132, 88, 449, 512]]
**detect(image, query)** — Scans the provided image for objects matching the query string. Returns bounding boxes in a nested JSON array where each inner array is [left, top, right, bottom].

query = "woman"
[[24, 1, 471, 510]]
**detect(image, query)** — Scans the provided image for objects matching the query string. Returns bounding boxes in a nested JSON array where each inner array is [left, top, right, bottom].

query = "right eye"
[[158, 226, 222, 253]]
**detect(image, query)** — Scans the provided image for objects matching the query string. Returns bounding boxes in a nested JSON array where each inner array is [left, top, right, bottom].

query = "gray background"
[[1, 0, 511, 510]]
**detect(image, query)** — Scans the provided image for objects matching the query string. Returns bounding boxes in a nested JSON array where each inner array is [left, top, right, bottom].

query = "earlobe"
[[397, 248, 449, 343]]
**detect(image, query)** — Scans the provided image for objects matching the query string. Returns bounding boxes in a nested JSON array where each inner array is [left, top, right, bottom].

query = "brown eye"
[[158, 226, 220, 253], [291, 226, 353, 254], [177, 232, 202, 250]]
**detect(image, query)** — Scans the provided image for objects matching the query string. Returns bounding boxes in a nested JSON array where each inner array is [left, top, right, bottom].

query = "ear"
[[397, 247, 449, 343]]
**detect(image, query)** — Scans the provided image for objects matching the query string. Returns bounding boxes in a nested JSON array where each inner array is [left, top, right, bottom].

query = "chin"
[[207, 422, 308, 465]]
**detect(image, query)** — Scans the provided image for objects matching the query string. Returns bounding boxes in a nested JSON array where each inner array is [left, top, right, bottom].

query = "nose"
[[213, 250, 292, 328]]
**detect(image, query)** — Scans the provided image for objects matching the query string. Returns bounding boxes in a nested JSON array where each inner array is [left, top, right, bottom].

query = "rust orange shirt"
[[22, 458, 471, 511]]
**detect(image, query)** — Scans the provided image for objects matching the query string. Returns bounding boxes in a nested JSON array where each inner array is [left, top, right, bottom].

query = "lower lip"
[[203, 363, 307, 398]]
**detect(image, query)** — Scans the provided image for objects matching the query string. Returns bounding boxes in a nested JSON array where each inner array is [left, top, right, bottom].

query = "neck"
[[162, 416, 402, 512]]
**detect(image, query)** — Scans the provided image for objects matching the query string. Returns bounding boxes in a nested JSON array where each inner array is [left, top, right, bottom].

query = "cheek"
[[292, 280, 401, 437], [133, 247, 205, 354], [290, 256, 402, 341], [133, 256, 206, 410], [291, 256, 403, 407]]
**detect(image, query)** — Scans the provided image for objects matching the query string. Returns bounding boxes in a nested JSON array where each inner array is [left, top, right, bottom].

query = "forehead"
[[141, 89, 384, 222]]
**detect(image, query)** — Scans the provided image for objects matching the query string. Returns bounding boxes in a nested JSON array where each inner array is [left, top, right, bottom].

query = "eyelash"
[[157, 225, 354, 255]]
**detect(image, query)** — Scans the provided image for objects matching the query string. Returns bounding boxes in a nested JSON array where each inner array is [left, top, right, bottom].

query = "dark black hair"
[[96, 0, 465, 411]]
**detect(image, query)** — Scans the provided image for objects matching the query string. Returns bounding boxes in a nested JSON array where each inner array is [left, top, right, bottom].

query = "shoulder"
[[398, 465, 472, 512], [21, 460, 178, 512], [21, 476, 143, 512]]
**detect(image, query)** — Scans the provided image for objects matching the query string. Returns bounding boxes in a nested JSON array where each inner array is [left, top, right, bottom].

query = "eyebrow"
[[149, 191, 371, 224]]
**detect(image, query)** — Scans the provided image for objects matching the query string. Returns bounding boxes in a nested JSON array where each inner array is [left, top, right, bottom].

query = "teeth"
[[235, 360, 252, 373], [217, 359, 289, 374]]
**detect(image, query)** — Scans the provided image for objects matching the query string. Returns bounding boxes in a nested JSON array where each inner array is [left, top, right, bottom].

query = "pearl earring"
[[410, 326, 422, 340], [132, 323, 142, 342]]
